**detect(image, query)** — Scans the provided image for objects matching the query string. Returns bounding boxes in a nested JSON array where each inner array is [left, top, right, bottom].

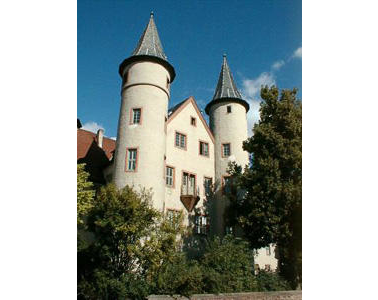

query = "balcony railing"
[[180, 185, 199, 197]]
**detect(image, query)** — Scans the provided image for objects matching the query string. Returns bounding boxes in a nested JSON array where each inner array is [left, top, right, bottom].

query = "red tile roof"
[[77, 129, 116, 160], [77, 129, 117, 184]]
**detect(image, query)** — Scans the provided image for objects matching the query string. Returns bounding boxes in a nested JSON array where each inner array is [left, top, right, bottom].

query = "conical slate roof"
[[212, 54, 242, 100], [119, 12, 175, 82], [132, 12, 167, 61], [205, 55, 249, 114]]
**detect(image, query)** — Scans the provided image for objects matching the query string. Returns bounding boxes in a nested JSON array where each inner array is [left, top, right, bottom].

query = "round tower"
[[113, 13, 175, 211], [205, 54, 249, 236]]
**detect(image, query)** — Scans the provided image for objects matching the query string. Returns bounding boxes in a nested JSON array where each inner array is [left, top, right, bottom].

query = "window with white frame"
[[167, 209, 180, 229], [194, 215, 209, 235], [132, 108, 141, 124], [166, 166, 174, 187], [175, 132, 186, 149], [199, 141, 209, 156], [222, 143, 230, 157], [126, 149, 137, 171]]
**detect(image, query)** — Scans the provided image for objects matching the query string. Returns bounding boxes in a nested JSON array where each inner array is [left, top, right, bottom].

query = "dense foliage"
[[227, 86, 302, 289], [77, 184, 184, 299], [77, 163, 95, 226], [78, 180, 291, 298]]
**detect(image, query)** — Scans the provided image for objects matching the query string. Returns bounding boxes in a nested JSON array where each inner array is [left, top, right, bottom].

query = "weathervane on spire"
[[150, 11, 154, 18]]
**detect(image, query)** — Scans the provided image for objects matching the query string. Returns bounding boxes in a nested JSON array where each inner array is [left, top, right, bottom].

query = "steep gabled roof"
[[167, 96, 215, 144], [205, 55, 249, 114]]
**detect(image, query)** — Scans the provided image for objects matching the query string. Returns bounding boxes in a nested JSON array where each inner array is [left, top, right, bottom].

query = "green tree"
[[77, 163, 95, 226], [255, 270, 290, 292], [200, 235, 257, 294], [77, 184, 184, 300], [227, 86, 302, 289]]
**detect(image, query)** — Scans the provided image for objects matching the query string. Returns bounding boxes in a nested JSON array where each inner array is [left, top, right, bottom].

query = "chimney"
[[97, 129, 104, 148]]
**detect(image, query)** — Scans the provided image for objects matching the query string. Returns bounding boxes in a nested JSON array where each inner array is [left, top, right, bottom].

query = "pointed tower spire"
[[212, 54, 242, 100], [205, 55, 249, 114], [119, 13, 175, 82], [132, 12, 167, 61]]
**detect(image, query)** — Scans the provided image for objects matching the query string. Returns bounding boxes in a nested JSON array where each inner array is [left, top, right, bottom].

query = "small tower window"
[[222, 143, 231, 157], [166, 77, 170, 89], [126, 148, 138, 172], [227, 105, 232, 113], [130, 108, 142, 124], [191, 117, 196, 126]]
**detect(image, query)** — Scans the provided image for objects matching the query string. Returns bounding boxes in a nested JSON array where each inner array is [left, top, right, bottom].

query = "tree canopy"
[[227, 86, 302, 288]]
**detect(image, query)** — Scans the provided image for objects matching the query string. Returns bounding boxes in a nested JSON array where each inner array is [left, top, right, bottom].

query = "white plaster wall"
[[209, 101, 249, 235], [113, 61, 171, 211], [165, 101, 215, 226], [254, 244, 278, 271]]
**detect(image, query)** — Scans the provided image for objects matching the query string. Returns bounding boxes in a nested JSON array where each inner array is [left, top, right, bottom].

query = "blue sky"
[[78, 0, 301, 138]]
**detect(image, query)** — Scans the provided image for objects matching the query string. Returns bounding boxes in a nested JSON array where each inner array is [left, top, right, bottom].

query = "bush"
[[256, 270, 291, 292]]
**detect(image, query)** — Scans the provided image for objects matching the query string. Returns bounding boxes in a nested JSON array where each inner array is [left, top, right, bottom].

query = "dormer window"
[[227, 105, 232, 113]]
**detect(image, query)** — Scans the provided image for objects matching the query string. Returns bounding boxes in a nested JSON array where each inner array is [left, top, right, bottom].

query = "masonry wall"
[[148, 291, 302, 300]]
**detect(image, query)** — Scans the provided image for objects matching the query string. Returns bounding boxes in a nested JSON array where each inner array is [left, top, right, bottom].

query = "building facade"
[[80, 13, 277, 271]]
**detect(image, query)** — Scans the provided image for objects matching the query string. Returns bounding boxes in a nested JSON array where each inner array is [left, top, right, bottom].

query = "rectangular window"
[[204, 177, 212, 196], [167, 209, 180, 229], [166, 77, 170, 89], [227, 105, 232, 113], [166, 166, 175, 187], [175, 132, 186, 149], [182, 172, 196, 196], [266, 246, 271, 256], [130, 108, 142, 124], [191, 117, 196, 126], [126, 148, 137, 171], [194, 215, 209, 235], [222, 143, 231, 157], [199, 141, 209, 156]]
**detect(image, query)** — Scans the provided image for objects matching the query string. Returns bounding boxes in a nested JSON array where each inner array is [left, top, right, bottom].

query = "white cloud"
[[241, 72, 276, 135], [292, 47, 302, 59], [272, 60, 285, 70], [81, 121, 104, 134], [242, 72, 276, 100]]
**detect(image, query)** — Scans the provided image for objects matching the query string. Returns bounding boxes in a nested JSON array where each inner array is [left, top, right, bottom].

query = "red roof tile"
[[77, 129, 116, 160]]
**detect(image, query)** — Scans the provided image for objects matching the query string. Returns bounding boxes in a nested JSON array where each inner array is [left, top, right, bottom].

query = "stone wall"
[[148, 290, 301, 300]]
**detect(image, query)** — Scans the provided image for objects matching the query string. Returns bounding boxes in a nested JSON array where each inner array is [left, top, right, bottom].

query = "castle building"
[[79, 13, 277, 271]]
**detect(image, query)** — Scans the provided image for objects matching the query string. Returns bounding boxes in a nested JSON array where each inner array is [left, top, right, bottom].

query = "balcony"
[[180, 185, 200, 212]]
